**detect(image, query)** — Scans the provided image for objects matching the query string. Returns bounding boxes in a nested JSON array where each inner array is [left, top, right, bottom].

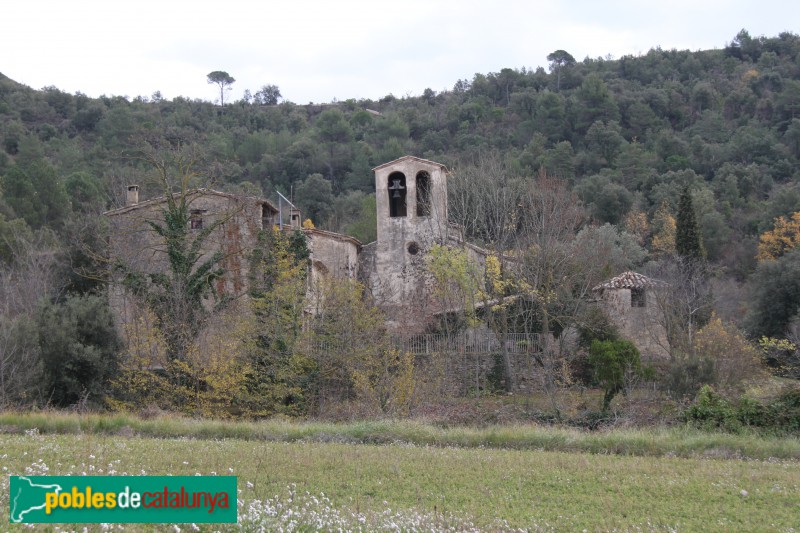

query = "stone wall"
[[364, 156, 488, 333], [107, 191, 271, 333], [596, 288, 670, 359]]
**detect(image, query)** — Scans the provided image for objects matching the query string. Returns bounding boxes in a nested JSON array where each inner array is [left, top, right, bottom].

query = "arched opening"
[[388, 172, 407, 217], [416, 171, 431, 216], [417, 170, 431, 217]]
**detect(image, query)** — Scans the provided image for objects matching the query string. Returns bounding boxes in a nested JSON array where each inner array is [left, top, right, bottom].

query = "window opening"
[[631, 287, 646, 307], [388, 172, 407, 217], [190, 209, 206, 230], [261, 204, 274, 229], [416, 171, 431, 216]]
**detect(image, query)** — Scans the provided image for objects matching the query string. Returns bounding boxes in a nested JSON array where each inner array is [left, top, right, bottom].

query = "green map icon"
[[8, 475, 237, 524], [9, 476, 63, 523]]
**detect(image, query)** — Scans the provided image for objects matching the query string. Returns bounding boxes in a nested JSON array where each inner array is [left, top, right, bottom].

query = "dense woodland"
[[0, 29, 798, 428]]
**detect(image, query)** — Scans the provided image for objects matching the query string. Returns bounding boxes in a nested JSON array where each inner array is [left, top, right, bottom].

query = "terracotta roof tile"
[[592, 271, 665, 292]]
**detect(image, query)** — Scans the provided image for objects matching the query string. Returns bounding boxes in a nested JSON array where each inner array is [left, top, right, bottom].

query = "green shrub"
[[578, 306, 619, 348], [663, 356, 716, 400], [683, 385, 800, 435], [588, 339, 641, 411]]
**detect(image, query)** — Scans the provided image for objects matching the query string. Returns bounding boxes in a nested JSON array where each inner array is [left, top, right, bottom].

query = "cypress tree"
[[676, 186, 705, 261]]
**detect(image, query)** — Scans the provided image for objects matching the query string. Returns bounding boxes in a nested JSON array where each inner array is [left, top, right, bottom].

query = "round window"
[[407, 242, 420, 255]]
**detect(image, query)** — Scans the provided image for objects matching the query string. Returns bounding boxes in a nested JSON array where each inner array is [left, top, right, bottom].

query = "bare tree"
[[646, 256, 713, 357], [111, 135, 250, 361], [510, 170, 588, 415], [448, 153, 528, 391], [449, 158, 593, 405], [0, 226, 62, 407]]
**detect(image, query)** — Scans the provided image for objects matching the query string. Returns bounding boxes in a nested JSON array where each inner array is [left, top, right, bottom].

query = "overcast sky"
[[3, 1, 798, 104]]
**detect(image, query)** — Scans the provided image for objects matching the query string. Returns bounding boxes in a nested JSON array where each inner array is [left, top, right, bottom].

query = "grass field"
[[1, 415, 798, 531]]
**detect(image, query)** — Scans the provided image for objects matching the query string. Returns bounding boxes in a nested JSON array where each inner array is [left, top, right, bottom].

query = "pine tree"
[[675, 187, 705, 261]]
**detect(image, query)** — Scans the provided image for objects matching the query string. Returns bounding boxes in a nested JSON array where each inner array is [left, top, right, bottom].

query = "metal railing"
[[392, 332, 542, 355], [297, 332, 543, 356]]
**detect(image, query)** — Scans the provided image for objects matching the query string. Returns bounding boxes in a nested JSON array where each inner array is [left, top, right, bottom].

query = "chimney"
[[290, 207, 301, 228], [126, 185, 139, 206]]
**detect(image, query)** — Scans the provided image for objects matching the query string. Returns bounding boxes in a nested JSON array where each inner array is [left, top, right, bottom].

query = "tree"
[[512, 171, 588, 414], [574, 173, 633, 224], [746, 250, 800, 338], [692, 315, 764, 394], [244, 228, 311, 416], [651, 201, 676, 256], [647, 256, 712, 356], [585, 120, 625, 165], [300, 277, 395, 415], [254, 84, 282, 105], [314, 108, 354, 190], [675, 187, 706, 261], [573, 76, 620, 134], [757, 212, 800, 261], [117, 137, 228, 361], [344, 194, 377, 244], [572, 224, 647, 283], [535, 92, 567, 143], [2, 161, 70, 230], [38, 294, 121, 407], [0, 221, 62, 408], [547, 50, 576, 91], [295, 173, 333, 226], [207, 71, 236, 107], [449, 152, 526, 250], [0, 315, 41, 408], [588, 339, 641, 411]]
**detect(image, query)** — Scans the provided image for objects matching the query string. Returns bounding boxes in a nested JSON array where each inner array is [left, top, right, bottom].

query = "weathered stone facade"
[[359, 156, 489, 332], [106, 156, 488, 336], [592, 271, 670, 359], [106, 188, 279, 333]]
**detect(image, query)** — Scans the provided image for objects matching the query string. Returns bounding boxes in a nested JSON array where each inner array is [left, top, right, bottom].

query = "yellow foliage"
[[651, 201, 676, 256], [757, 212, 800, 262], [427, 244, 486, 327], [302, 218, 315, 229], [742, 68, 759, 83], [120, 306, 169, 370], [351, 349, 415, 416], [692, 314, 764, 393], [623, 210, 650, 246], [111, 306, 254, 418], [485, 254, 513, 296], [758, 336, 797, 353]]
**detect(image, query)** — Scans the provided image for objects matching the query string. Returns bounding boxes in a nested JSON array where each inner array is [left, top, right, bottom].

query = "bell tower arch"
[[370, 156, 450, 326]]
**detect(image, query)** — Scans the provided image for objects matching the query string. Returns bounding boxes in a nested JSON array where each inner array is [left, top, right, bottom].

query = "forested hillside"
[[1, 29, 798, 416]]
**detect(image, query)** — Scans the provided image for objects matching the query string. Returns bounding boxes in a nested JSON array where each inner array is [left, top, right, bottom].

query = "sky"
[[3, 1, 799, 105]]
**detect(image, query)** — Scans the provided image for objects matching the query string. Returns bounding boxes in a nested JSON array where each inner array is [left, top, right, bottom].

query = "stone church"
[[106, 155, 489, 335], [107, 155, 671, 361]]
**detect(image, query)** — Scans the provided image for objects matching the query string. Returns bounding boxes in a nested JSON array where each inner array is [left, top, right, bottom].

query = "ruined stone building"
[[105, 156, 488, 337], [591, 271, 669, 358], [106, 157, 674, 363]]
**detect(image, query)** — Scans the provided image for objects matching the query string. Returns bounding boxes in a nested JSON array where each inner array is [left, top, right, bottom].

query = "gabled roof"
[[281, 226, 362, 249], [592, 271, 666, 292], [372, 155, 448, 172], [104, 188, 278, 217]]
